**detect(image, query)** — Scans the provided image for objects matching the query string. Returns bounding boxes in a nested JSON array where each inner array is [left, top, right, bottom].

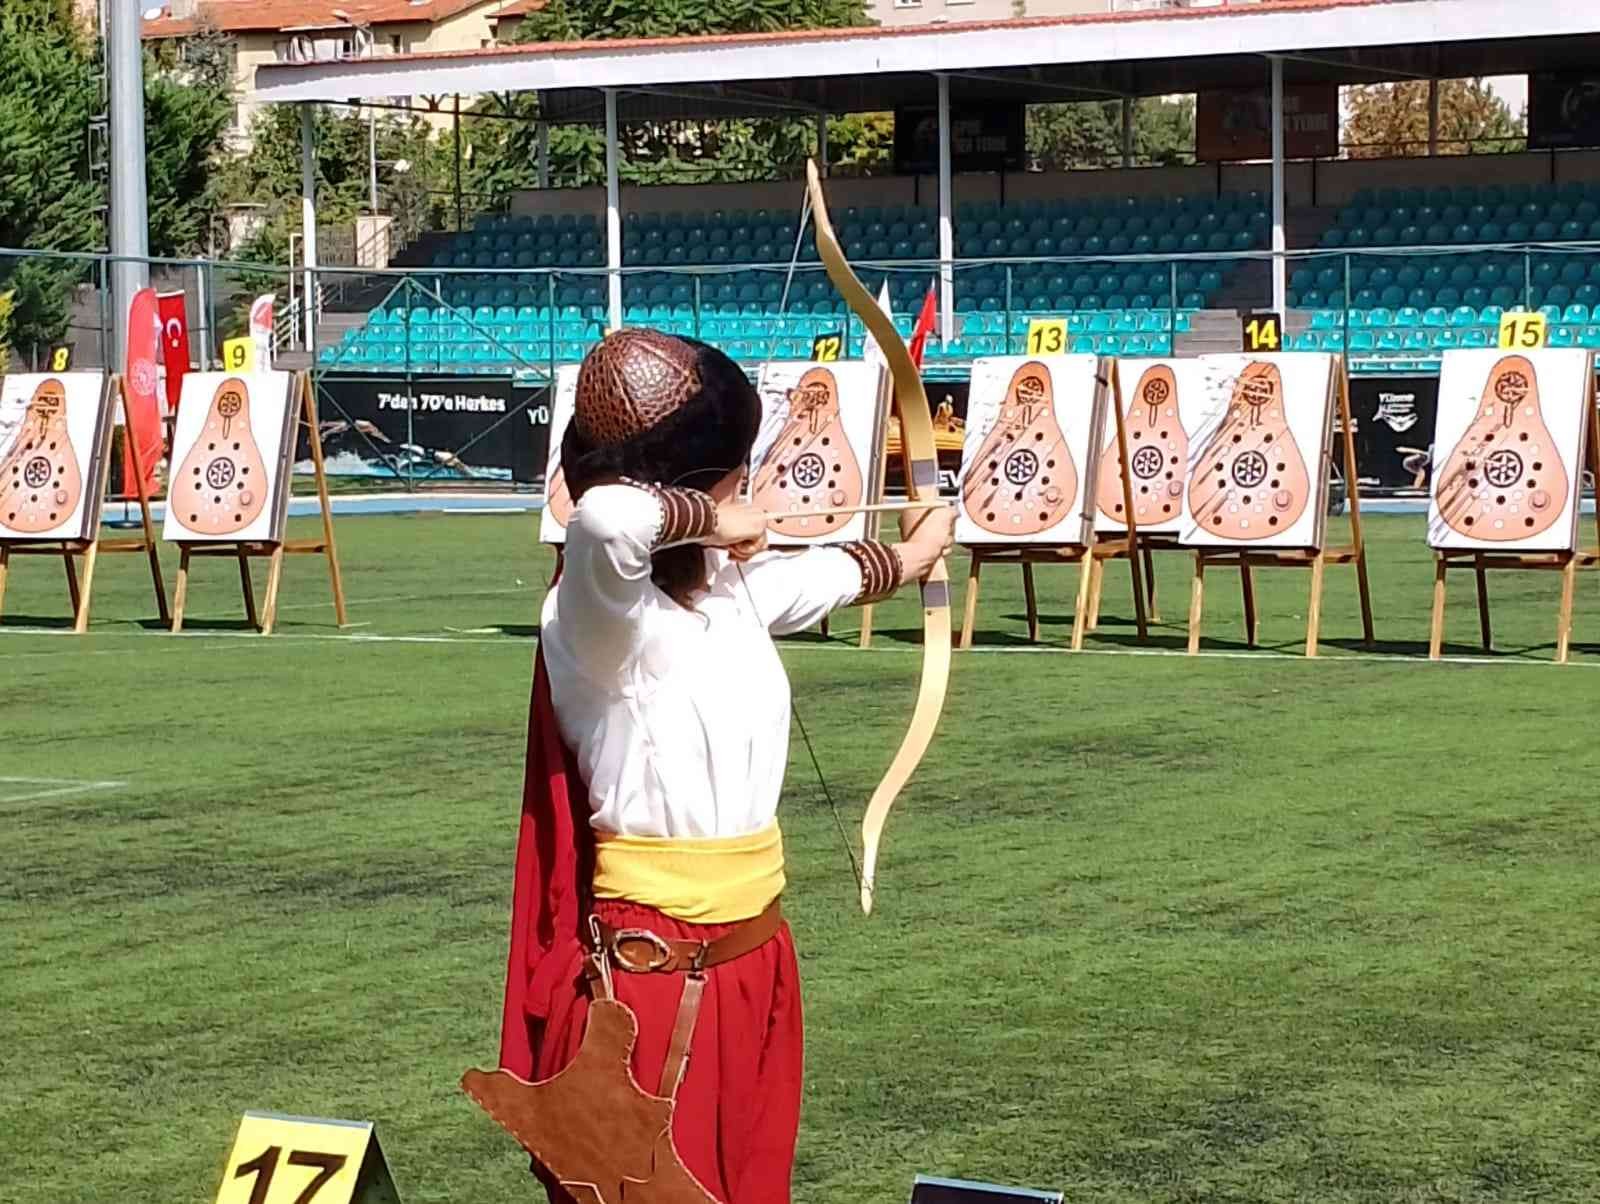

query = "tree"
[[1027, 97, 1196, 172], [1343, 79, 1526, 158], [144, 32, 237, 258], [0, 0, 102, 352]]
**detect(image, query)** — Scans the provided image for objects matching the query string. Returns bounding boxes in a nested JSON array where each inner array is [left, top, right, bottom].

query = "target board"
[[748, 361, 889, 545], [955, 355, 1109, 548], [1095, 358, 1209, 536], [1426, 348, 1592, 553], [538, 366, 580, 545], [1180, 353, 1338, 551], [0, 373, 113, 542], [162, 372, 297, 543]]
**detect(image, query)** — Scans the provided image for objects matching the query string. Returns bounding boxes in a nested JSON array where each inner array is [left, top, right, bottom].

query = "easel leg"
[[1186, 554, 1205, 655], [64, 550, 81, 613], [1240, 561, 1258, 648], [857, 604, 874, 650], [0, 546, 10, 620], [239, 553, 260, 630], [304, 377, 349, 627], [1556, 557, 1577, 665], [1355, 547, 1375, 647], [958, 553, 982, 650], [1428, 556, 1447, 661], [1084, 559, 1101, 633], [1070, 555, 1092, 651], [1473, 555, 1492, 652], [1126, 543, 1148, 642], [1142, 545, 1159, 623], [172, 547, 192, 634], [72, 542, 101, 634], [1023, 563, 1040, 643], [1304, 552, 1327, 658], [260, 546, 287, 636]]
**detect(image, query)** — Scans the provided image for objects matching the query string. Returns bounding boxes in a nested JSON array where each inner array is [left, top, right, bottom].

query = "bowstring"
[[733, 560, 864, 898]]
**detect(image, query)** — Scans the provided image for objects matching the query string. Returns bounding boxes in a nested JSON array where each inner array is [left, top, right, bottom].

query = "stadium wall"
[[508, 149, 1600, 221]]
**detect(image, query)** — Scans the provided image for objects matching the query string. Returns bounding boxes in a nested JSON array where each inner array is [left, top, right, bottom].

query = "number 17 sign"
[[215, 1112, 401, 1204]]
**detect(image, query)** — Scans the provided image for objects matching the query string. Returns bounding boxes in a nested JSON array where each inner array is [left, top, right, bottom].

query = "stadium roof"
[[253, 0, 1600, 123]]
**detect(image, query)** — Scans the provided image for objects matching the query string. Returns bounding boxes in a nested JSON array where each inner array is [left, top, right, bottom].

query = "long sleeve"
[[737, 540, 901, 635], [555, 482, 716, 681]]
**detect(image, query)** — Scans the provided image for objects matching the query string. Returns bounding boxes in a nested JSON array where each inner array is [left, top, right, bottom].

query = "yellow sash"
[[592, 822, 785, 923]]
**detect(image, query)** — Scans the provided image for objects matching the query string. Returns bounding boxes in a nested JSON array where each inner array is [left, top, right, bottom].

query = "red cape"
[[498, 650, 595, 1077]]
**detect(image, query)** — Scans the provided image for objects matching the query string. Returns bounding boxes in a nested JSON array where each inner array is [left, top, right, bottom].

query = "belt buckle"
[[610, 927, 674, 972]]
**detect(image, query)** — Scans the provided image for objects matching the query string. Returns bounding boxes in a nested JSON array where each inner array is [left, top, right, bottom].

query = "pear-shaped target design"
[[962, 361, 1078, 537], [1434, 354, 1570, 542], [172, 377, 269, 535], [1187, 361, 1311, 541], [0, 379, 83, 535], [1097, 363, 1187, 527], [752, 367, 865, 538]]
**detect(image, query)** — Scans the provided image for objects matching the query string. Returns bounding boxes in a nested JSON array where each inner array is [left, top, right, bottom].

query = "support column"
[[816, 113, 829, 177], [301, 104, 319, 352], [536, 121, 550, 189], [605, 88, 622, 331], [1269, 55, 1286, 316], [1427, 78, 1440, 156], [368, 105, 379, 213], [453, 95, 463, 230], [1121, 97, 1134, 169], [107, 0, 150, 365], [937, 72, 954, 345]]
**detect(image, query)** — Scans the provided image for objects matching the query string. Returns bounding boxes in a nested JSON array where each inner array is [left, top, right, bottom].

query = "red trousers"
[[530, 899, 804, 1204]]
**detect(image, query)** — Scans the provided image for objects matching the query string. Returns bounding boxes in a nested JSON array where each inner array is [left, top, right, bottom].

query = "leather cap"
[[574, 328, 701, 447]]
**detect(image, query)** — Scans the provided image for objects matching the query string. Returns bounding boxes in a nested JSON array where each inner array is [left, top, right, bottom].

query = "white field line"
[[0, 625, 1595, 669], [0, 776, 127, 804]]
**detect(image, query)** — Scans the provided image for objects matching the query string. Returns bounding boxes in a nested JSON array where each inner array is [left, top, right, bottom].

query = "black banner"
[[1346, 373, 1440, 496], [302, 373, 553, 487], [1528, 73, 1600, 150], [894, 103, 1025, 175]]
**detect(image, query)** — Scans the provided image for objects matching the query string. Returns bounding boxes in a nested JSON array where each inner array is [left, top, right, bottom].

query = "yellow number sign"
[[1242, 312, 1282, 352], [1498, 310, 1547, 350], [1025, 317, 1067, 356], [811, 332, 843, 362], [215, 1112, 398, 1204], [48, 344, 72, 372], [222, 336, 257, 373]]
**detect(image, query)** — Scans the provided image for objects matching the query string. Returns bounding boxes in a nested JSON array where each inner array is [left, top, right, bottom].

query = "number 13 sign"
[[215, 1113, 401, 1204]]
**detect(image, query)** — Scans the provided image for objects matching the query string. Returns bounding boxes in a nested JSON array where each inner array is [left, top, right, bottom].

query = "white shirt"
[[541, 483, 866, 839]]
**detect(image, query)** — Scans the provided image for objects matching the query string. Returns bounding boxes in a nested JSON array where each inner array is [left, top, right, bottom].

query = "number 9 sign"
[[222, 337, 256, 374]]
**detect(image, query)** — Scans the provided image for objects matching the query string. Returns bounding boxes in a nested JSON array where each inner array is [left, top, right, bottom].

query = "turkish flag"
[[157, 291, 190, 415], [907, 279, 938, 368], [120, 288, 164, 502]]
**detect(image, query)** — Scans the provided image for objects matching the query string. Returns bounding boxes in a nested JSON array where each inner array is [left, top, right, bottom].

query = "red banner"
[[908, 280, 938, 369], [121, 288, 164, 502], [157, 291, 190, 415]]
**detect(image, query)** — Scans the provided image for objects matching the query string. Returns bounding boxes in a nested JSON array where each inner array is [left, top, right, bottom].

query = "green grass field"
[[4, 511, 1599, 1204]]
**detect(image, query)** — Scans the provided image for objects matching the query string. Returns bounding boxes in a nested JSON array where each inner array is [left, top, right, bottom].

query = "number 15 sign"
[[215, 1113, 401, 1204]]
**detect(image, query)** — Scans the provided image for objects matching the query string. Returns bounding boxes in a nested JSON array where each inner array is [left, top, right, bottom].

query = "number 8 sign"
[[214, 1113, 400, 1204]]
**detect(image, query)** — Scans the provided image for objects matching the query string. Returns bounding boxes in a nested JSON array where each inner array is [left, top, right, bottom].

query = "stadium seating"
[[322, 192, 1263, 372], [1289, 180, 1600, 371]]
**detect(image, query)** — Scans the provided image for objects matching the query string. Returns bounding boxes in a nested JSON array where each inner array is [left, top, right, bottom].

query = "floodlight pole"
[[301, 104, 319, 352], [1269, 55, 1286, 317], [107, 0, 150, 364], [605, 87, 622, 332], [937, 72, 954, 345]]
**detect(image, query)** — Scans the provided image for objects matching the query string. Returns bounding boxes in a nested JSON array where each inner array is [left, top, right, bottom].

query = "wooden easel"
[[1428, 368, 1600, 664], [170, 372, 348, 635], [0, 373, 169, 633], [1186, 357, 1375, 658], [957, 361, 1148, 651]]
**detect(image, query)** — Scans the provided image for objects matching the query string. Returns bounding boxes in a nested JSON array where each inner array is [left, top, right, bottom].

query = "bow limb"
[[804, 159, 952, 916]]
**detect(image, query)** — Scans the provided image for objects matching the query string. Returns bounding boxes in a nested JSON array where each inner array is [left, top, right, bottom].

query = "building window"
[[391, 34, 402, 52]]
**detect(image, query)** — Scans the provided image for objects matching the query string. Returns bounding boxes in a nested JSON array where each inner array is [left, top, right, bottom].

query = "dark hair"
[[561, 337, 760, 603]]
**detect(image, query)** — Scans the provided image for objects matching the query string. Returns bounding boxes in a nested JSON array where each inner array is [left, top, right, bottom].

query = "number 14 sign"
[[215, 1113, 401, 1204]]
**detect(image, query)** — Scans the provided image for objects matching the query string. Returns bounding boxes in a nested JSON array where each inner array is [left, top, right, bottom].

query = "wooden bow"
[[804, 160, 952, 915]]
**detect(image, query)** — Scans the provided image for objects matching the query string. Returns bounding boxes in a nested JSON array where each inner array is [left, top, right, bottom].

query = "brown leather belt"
[[594, 898, 783, 974]]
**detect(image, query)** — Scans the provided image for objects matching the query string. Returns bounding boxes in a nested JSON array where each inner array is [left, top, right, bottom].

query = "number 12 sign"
[[215, 1112, 401, 1204]]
